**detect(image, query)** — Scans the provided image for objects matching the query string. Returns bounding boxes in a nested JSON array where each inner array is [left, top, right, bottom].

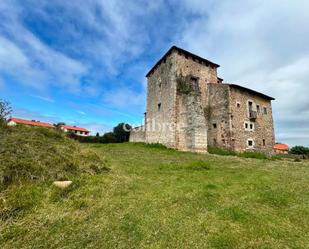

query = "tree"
[[0, 99, 12, 124], [113, 123, 132, 142], [102, 132, 117, 143], [96, 132, 100, 137], [290, 146, 309, 155], [54, 122, 66, 128]]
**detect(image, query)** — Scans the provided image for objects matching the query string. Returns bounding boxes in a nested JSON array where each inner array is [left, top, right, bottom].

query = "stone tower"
[[144, 46, 220, 152], [130, 46, 275, 154]]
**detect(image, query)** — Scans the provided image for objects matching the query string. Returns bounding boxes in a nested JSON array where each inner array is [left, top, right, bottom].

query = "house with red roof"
[[7, 118, 55, 129], [60, 125, 90, 136], [7, 117, 90, 136], [273, 143, 289, 154]]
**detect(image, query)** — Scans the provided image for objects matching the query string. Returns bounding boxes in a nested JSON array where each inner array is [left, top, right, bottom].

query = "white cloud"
[[0, 1, 88, 91], [102, 87, 146, 111], [31, 94, 55, 103], [179, 0, 309, 146]]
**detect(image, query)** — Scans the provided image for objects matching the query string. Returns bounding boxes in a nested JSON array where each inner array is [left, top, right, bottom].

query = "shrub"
[[0, 125, 108, 189], [208, 147, 237, 156], [238, 151, 268, 159]]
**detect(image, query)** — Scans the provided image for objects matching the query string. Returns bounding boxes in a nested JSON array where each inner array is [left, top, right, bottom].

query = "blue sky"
[[0, 0, 309, 146]]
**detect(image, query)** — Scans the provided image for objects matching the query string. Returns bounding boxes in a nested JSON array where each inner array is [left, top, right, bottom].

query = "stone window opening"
[[263, 107, 267, 115], [237, 102, 241, 108], [257, 105, 260, 113], [158, 103, 161, 111], [250, 123, 253, 130], [245, 122, 248, 129], [190, 77, 199, 92], [213, 123, 217, 129], [263, 139, 266, 146], [247, 139, 254, 148]]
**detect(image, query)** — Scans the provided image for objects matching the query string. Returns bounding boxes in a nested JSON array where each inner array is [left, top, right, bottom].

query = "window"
[[245, 122, 254, 131], [158, 103, 161, 111], [213, 123, 217, 129], [257, 105, 260, 113], [237, 102, 240, 108], [248, 101, 253, 110], [263, 139, 266, 146], [190, 77, 199, 92], [263, 107, 267, 115], [247, 139, 253, 147]]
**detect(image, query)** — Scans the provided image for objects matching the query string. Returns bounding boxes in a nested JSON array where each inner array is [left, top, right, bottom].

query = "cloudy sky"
[[0, 0, 308, 145]]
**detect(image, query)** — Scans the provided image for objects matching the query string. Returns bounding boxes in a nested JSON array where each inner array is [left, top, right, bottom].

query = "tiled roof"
[[8, 118, 55, 128], [273, 143, 289, 150], [61, 125, 89, 132]]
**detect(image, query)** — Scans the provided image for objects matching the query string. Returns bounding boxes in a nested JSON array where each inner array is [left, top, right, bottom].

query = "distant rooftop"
[[8, 117, 55, 128], [146, 46, 220, 77]]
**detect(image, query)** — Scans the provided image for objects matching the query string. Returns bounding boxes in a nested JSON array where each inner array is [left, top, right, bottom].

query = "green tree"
[[96, 132, 100, 137], [290, 146, 309, 155], [113, 123, 132, 142], [102, 132, 117, 143], [0, 99, 12, 125]]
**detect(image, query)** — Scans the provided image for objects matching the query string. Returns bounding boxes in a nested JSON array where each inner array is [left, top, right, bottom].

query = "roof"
[[274, 143, 289, 150], [61, 125, 89, 132], [228, 84, 275, 100], [8, 118, 55, 128], [146, 46, 220, 77]]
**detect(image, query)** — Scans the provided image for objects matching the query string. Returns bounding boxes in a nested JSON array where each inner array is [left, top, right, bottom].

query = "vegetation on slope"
[[1, 142, 308, 249], [0, 125, 108, 189]]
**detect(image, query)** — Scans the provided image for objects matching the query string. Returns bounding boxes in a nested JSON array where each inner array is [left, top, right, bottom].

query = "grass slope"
[[1, 142, 309, 249]]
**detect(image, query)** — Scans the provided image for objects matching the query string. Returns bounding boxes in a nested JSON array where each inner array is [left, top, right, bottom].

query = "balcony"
[[249, 110, 257, 120]]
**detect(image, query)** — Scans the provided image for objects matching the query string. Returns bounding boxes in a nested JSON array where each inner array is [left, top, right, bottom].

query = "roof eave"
[[145, 46, 220, 77]]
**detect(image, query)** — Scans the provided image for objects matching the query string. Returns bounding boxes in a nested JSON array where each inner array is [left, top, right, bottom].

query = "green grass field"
[[1, 142, 309, 249]]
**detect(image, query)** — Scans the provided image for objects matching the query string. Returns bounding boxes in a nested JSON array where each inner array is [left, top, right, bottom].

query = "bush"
[[0, 125, 108, 189], [290, 146, 309, 155], [238, 151, 268, 159], [208, 147, 237, 156]]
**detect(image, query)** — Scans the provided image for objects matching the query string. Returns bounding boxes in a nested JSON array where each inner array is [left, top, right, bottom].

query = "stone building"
[[130, 46, 275, 154]]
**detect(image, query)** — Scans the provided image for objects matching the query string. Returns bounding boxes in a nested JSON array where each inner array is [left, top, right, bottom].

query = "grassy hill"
[[1, 135, 309, 248]]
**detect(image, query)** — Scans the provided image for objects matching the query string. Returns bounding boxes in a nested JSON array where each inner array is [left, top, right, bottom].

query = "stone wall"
[[129, 126, 146, 143], [206, 84, 232, 149], [145, 51, 178, 147], [229, 86, 275, 154], [175, 93, 208, 153]]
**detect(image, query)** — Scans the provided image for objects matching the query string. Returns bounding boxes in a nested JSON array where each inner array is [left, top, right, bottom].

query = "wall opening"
[[158, 103, 161, 111]]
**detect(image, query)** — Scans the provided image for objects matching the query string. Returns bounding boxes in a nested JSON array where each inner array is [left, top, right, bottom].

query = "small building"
[[7, 117, 55, 128], [60, 125, 90, 136], [273, 143, 289, 154]]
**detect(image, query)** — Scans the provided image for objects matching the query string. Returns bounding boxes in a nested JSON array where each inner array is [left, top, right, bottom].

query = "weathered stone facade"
[[130, 46, 275, 154]]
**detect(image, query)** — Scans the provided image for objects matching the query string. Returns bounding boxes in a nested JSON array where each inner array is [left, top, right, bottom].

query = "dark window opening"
[[250, 124, 253, 130], [245, 123, 248, 129], [190, 77, 199, 92], [263, 107, 267, 114], [213, 123, 217, 129], [263, 139, 266, 146], [257, 105, 260, 113], [237, 103, 240, 108], [248, 101, 253, 111], [158, 103, 161, 111], [248, 140, 253, 147]]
